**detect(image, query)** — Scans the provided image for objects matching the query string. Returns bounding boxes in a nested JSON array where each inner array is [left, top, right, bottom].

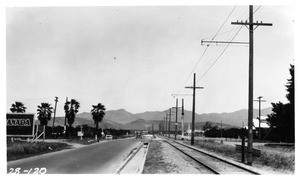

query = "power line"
[[197, 25, 243, 83], [175, 6, 237, 94], [196, 27, 237, 78], [196, 6, 262, 83], [201, 27, 241, 41]]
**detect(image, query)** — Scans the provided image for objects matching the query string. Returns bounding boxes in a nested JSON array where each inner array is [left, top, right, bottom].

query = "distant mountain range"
[[49, 107, 272, 131]]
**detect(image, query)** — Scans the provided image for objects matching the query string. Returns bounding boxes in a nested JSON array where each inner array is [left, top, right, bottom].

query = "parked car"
[[105, 135, 113, 140]]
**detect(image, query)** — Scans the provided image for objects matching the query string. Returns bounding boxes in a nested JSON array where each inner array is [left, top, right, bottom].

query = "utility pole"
[[168, 108, 172, 138], [174, 99, 178, 140], [161, 119, 164, 135], [181, 99, 185, 138], [185, 73, 204, 145], [52, 96, 58, 138], [254, 96, 266, 140], [232, 5, 272, 165], [64, 97, 68, 138], [163, 117, 166, 136], [152, 123, 154, 135], [221, 121, 223, 138], [165, 112, 168, 137]]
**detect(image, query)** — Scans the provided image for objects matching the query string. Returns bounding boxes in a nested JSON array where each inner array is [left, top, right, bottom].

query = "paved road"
[[7, 138, 141, 174]]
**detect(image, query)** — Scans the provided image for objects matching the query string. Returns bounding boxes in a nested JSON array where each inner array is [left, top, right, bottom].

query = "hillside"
[[49, 107, 272, 130]]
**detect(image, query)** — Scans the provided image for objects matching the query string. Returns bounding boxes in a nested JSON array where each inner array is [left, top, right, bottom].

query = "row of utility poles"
[[161, 73, 203, 145], [161, 5, 272, 166]]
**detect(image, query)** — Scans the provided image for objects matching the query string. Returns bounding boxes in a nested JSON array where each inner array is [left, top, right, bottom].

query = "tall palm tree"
[[10, 101, 27, 113], [37, 103, 53, 139], [64, 99, 80, 137], [68, 99, 80, 126], [91, 103, 106, 136], [37, 103, 53, 126]]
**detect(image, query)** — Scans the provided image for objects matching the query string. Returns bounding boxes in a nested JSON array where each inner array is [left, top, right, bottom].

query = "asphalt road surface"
[[7, 138, 141, 174]]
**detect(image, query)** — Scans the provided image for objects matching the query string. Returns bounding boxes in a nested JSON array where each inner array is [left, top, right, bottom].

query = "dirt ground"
[[143, 137, 294, 174], [143, 137, 202, 174]]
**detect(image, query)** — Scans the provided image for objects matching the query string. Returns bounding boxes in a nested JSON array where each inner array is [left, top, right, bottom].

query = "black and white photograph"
[[3, 0, 297, 175]]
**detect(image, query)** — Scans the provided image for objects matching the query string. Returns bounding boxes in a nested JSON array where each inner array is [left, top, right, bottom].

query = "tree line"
[[200, 65, 295, 143], [9, 99, 106, 139]]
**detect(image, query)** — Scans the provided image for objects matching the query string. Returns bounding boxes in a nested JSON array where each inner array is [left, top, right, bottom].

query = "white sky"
[[5, 4, 294, 117]]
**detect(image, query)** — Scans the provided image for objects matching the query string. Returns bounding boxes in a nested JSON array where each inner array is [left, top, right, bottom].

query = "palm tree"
[[10, 101, 27, 113], [37, 103, 53, 126], [91, 103, 106, 138], [37, 103, 53, 140], [64, 99, 80, 137]]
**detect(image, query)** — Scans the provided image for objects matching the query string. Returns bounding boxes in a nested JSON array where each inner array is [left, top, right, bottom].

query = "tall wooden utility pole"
[[221, 121, 223, 138], [232, 5, 272, 165], [181, 99, 185, 138], [168, 108, 172, 138], [152, 123, 154, 135], [254, 96, 266, 140], [165, 112, 168, 137], [52, 96, 58, 137], [174, 99, 178, 140], [64, 97, 68, 138], [185, 73, 204, 145], [162, 118, 165, 135]]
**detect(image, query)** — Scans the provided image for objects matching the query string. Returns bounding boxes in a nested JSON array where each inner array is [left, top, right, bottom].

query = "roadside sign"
[[77, 131, 84, 136], [7, 113, 35, 137]]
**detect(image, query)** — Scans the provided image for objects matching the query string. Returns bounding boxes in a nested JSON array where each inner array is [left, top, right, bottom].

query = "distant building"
[[185, 129, 204, 137], [243, 116, 269, 129]]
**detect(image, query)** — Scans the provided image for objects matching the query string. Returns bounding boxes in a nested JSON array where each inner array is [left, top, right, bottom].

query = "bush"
[[194, 139, 237, 157], [7, 141, 69, 161], [257, 148, 295, 170], [191, 139, 294, 172]]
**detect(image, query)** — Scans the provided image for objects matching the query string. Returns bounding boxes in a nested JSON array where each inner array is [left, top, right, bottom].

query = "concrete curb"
[[116, 140, 151, 174], [139, 141, 150, 173], [115, 142, 143, 174]]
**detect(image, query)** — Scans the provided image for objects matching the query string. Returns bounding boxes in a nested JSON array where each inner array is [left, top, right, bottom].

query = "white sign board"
[[77, 131, 83, 137]]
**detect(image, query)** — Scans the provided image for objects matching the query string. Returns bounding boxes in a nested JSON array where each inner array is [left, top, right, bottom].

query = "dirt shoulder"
[[143, 137, 200, 174]]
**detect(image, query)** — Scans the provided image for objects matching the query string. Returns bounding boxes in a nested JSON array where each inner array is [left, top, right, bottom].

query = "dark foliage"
[[266, 64, 294, 143], [204, 126, 247, 139], [91, 103, 106, 137], [64, 99, 80, 138], [37, 103, 53, 126], [10, 101, 27, 113]]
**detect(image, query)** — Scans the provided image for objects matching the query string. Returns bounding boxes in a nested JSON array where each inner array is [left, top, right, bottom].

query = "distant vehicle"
[[105, 135, 113, 140], [142, 134, 153, 141]]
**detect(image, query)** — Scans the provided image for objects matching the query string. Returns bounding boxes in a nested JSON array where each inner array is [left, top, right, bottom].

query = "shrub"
[[7, 141, 69, 161], [257, 149, 295, 170]]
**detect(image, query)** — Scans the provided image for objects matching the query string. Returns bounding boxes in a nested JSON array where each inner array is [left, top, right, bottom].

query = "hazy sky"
[[6, 5, 294, 116]]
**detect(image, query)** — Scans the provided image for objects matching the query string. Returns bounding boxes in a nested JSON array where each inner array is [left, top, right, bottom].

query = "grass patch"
[[193, 139, 238, 158], [7, 140, 70, 161], [188, 139, 294, 172], [256, 147, 295, 170]]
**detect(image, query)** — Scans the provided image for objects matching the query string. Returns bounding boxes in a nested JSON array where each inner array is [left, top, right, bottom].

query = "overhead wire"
[[201, 27, 241, 41], [197, 26, 236, 76], [175, 5, 237, 94], [197, 25, 244, 83], [196, 5, 262, 83]]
